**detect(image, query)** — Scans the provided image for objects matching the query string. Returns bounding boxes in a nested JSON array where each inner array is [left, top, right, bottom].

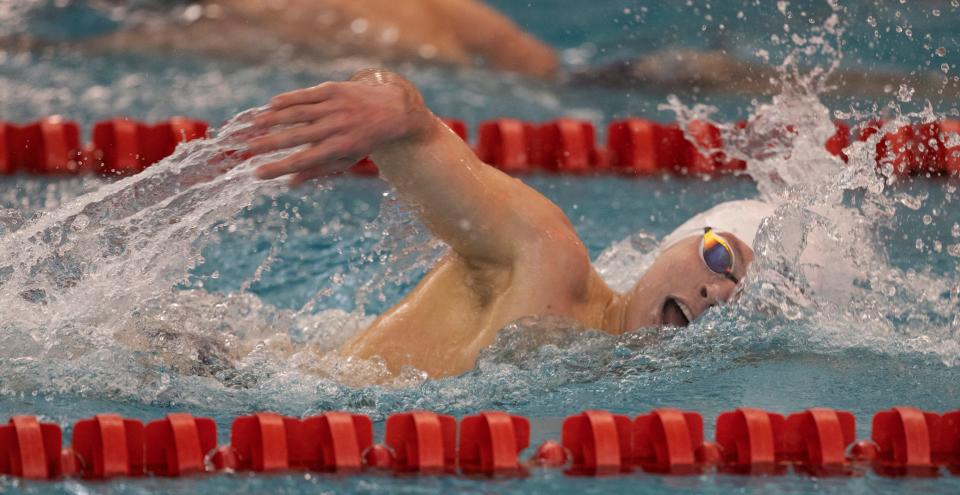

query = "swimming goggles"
[[700, 227, 739, 284]]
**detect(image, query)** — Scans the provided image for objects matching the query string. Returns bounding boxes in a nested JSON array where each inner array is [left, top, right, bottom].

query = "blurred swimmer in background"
[[8, 0, 956, 98]]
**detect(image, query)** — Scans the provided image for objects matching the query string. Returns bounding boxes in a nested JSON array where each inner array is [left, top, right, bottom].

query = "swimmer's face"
[[623, 232, 753, 330]]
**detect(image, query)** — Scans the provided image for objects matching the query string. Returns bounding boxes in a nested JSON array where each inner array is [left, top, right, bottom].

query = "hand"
[[247, 69, 431, 186]]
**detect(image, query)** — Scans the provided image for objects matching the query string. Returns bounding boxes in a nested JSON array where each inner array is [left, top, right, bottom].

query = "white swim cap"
[[661, 199, 777, 249]]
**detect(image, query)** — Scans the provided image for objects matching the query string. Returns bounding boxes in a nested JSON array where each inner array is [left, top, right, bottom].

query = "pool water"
[[1, 1, 960, 493]]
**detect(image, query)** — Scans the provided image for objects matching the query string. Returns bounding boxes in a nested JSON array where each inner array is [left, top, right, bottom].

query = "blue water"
[[1, 1, 960, 493]]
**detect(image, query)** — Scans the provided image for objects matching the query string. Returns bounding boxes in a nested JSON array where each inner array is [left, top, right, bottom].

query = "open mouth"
[[661, 297, 693, 327]]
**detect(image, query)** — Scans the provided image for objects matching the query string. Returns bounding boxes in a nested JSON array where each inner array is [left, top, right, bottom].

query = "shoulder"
[[513, 199, 594, 297]]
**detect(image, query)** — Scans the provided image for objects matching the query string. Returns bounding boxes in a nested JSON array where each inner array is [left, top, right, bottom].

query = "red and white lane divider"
[[0, 407, 959, 480], [1, 116, 959, 178]]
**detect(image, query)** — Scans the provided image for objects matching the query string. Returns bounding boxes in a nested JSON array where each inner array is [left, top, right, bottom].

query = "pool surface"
[[1, 0, 960, 493]]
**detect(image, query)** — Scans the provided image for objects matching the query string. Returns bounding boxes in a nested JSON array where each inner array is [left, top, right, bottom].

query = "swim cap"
[[661, 199, 777, 249]]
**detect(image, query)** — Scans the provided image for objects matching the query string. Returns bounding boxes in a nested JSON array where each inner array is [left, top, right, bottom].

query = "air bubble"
[[922, 214, 933, 225], [936, 47, 947, 57], [866, 15, 877, 27]]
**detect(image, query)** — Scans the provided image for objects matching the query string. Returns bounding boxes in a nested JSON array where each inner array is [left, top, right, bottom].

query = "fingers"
[[247, 121, 341, 155], [269, 82, 339, 110], [254, 138, 354, 180], [253, 101, 336, 129]]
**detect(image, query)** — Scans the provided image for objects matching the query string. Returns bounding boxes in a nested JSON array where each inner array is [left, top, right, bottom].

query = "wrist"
[[349, 68, 435, 145]]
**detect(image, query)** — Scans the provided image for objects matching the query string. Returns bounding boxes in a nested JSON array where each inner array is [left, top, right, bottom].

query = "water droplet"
[[897, 84, 915, 102], [936, 47, 947, 57], [866, 15, 877, 27], [949, 244, 960, 257], [942, 63, 951, 74], [181, 4, 203, 23], [915, 238, 925, 251], [923, 214, 933, 225], [952, 223, 960, 237], [933, 9, 941, 16], [210, 271, 220, 280], [350, 17, 369, 34]]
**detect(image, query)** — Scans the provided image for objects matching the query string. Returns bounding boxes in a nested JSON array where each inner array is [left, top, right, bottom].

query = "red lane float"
[[535, 119, 603, 173], [212, 412, 303, 472], [93, 118, 209, 176], [70, 414, 145, 479], [869, 406, 940, 476], [857, 121, 951, 176], [715, 408, 786, 474], [0, 118, 83, 175], [939, 409, 960, 473], [92, 118, 151, 176], [145, 118, 209, 165], [607, 118, 661, 175], [458, 411, 530, 475], [22, 117, 83, 174], [0, 416, 68, 479], [383, 411, 457, 473], [633, 408, 718, 474], [301, 412, 373, 472], [783, 408, 856, 475], [561, 410, 633, 475], [144, 413, 217, 477], [476, 118, 536, 174]]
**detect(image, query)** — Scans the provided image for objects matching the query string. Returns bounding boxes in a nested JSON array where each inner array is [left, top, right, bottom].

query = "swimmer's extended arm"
[[248, 69, 575, 267], [428, 0, 558, 78]]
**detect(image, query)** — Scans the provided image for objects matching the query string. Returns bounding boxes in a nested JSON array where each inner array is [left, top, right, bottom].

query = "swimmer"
[[43, 0, 560, 79], [10, 1, 955, 97], [244, 69, 772, 378]]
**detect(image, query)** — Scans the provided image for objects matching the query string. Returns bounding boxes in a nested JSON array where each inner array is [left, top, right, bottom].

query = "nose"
[[699, 282, 734, 304]]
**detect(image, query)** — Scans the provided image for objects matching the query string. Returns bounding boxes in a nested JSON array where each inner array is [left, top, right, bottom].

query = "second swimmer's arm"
[[247, 69, 576, 267]]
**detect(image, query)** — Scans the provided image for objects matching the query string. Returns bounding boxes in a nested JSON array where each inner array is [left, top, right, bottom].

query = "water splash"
[[643, 0, 960, 366]]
